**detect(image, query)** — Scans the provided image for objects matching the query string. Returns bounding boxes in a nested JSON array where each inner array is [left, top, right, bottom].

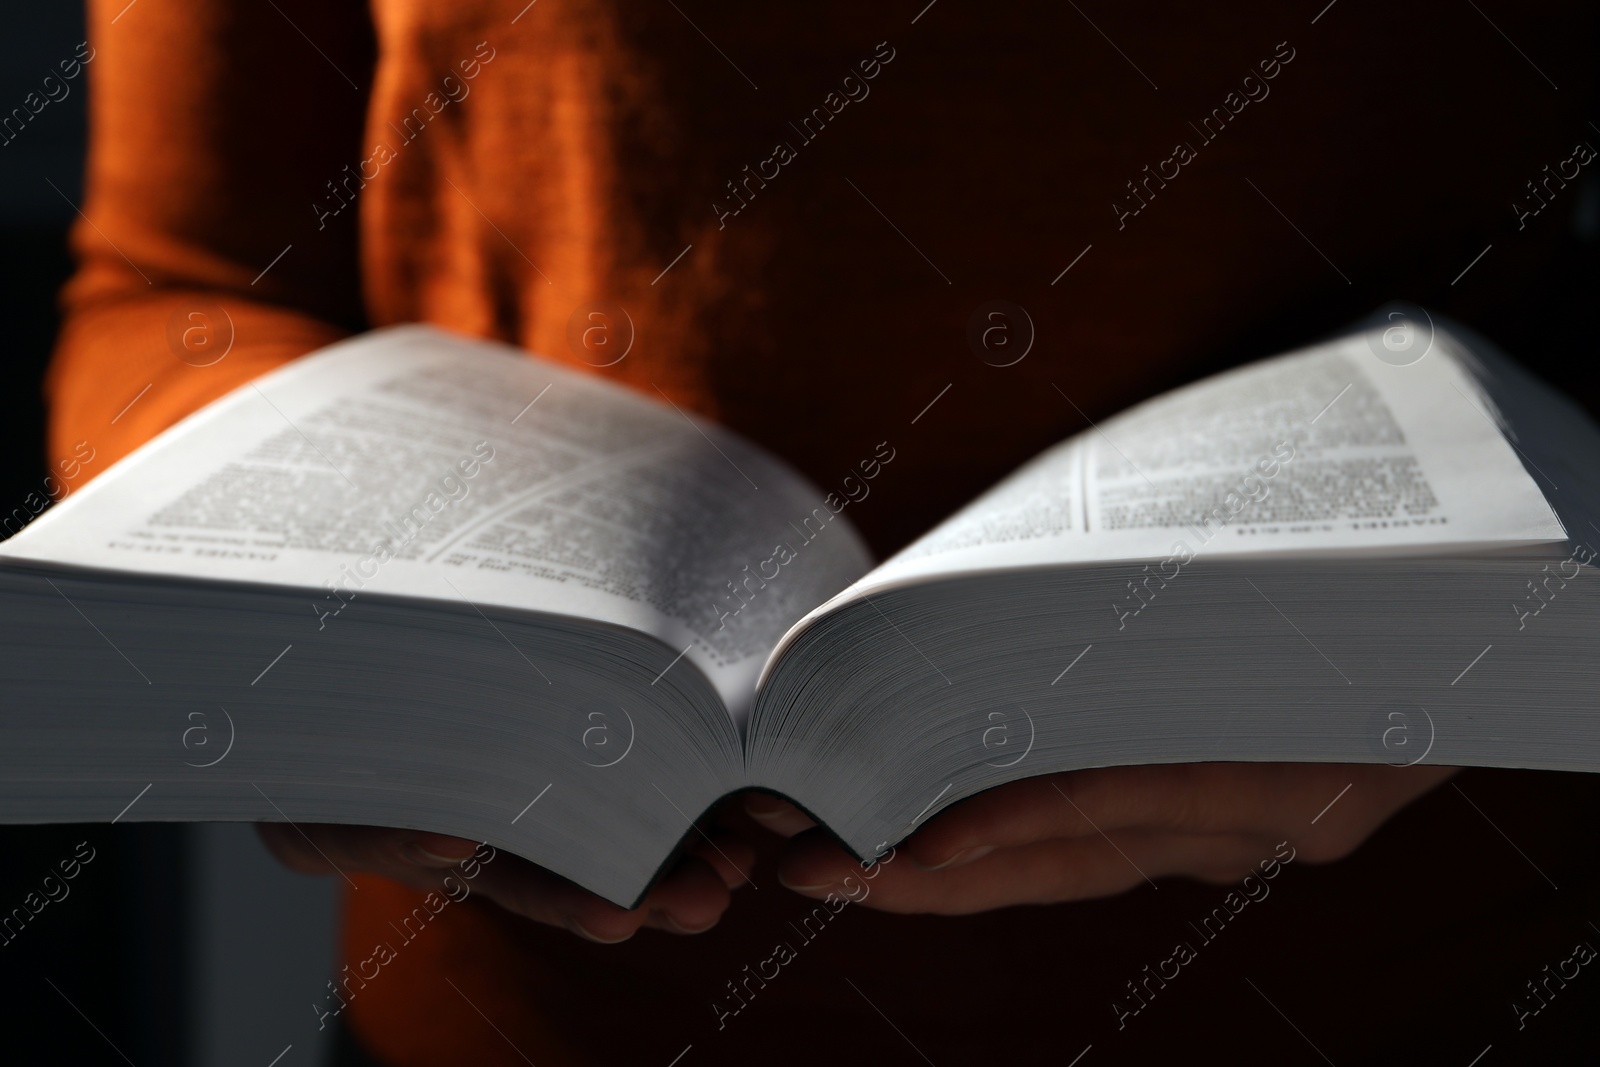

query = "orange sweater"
[[52, 1, 1598, 1062]]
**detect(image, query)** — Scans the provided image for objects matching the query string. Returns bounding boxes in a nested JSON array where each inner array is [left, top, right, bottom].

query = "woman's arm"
[[48, 0, 371, 469]]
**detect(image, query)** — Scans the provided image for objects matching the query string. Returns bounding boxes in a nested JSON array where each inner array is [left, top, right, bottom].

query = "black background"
[[2, 3, 1600, 1064]]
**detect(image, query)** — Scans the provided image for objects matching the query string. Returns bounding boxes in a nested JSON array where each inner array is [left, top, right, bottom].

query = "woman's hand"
[[257, 822, 754, 942], [752, 762, 1456, 913]]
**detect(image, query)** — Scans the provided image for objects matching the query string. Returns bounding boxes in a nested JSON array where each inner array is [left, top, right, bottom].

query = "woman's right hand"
[[256, 822, 754, 943]]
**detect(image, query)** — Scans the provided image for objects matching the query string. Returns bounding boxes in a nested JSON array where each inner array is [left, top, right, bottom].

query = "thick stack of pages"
[[1, 311, 1596, 906]]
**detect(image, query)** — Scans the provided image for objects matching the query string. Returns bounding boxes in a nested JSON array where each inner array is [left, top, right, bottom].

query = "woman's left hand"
[[749, 762, 1456, 913]]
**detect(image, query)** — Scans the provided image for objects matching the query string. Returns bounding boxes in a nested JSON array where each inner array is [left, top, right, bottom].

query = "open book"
[[3, 312, 1598, 906]]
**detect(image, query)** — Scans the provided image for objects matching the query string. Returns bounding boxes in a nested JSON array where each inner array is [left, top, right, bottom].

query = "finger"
[[687, 831, 758, 889], [896, 770, 1163, 870], [742, 793, 816, 837], [255, 822, 465, 878], [552, 855, 730, 941], [464, 856, 654, 941], [1296, 763, 1456, 863], [780, 826, 1270, 915], [254, 823, 734, 943], [407, 831, 481, 861], [634, 856, 733, 934], [257, 821, 602, 926], [902, 763, 1443, 869], [449, 847, 732, 942], [256, 822, 329, 875]]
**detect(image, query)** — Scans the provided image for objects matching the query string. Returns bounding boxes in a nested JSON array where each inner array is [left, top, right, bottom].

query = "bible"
[[2, 310, 1596, 906]]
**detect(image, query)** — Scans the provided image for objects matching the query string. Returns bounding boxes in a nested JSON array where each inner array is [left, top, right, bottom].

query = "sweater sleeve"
[[47, 0, 376, 475]]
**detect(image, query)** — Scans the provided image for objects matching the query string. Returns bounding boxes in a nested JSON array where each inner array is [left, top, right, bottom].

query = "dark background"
[[2, 3, 1599, 1064], [1, 4, 187, 1063]]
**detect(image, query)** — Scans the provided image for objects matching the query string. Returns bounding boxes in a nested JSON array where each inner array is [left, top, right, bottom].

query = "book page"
[[0, 326, 871, 714], [832, 320, 1565, 594]]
